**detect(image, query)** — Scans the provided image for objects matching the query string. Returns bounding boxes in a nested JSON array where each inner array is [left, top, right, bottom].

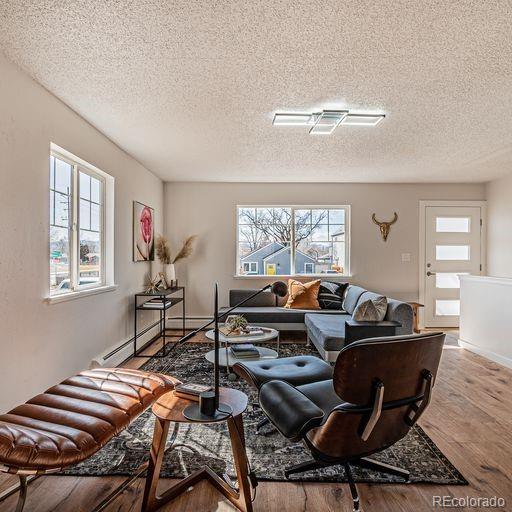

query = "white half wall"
[[164, 182, 485, 318], [459, 275, 512, 369], [486, 171, 512, 278], [0, 53, 164, 412]]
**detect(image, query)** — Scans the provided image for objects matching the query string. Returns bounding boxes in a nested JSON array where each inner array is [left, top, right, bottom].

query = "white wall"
[[486, 171, 512, 278], [164, 182, 485, 318], [0, 53, 164, 412], [459, 275, 512, 369]]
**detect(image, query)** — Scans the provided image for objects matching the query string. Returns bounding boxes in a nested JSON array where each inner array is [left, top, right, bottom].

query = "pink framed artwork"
[[133, 201, 155, 261]]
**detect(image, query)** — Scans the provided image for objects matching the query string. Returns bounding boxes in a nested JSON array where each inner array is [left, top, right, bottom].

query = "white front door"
[[424, 206, 483, 328]]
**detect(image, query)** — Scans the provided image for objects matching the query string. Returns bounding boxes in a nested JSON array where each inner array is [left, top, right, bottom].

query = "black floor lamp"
[[183, 280, 288, 421]]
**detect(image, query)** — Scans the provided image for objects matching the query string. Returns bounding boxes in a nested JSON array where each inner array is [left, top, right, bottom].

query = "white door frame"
[[418, 200, 487, 330]]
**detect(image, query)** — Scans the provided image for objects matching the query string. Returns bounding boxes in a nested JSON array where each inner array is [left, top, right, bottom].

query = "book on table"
[[174, 383, 212, 401], [230, 343, 260, 358]]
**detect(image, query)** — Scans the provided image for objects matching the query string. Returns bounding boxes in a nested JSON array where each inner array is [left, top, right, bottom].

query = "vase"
[[164, 264, 176, 287]]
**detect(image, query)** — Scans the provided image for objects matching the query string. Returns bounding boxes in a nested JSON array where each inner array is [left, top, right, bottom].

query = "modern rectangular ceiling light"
[[309, 110, 348, 135], [340, 114, 385, 126], [272, 113, 314, 126]]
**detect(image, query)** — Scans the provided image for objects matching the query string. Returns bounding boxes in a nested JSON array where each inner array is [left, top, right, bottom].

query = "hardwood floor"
[[1, 332, 511, 512]]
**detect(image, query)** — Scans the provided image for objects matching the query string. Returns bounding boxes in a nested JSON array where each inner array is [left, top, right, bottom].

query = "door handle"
[[426, 271, 436, 277]]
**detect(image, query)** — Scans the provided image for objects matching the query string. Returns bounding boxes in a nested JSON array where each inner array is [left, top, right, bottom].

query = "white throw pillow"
[[352, 296, 388, 322]]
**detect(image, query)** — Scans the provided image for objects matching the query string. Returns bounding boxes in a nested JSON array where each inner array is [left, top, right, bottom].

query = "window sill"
[[47, 284, 118, 305], [233, 274, 353, 280]]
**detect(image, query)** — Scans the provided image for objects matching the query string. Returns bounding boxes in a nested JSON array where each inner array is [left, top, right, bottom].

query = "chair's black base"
[[256, 417, 270, 433], [251, 403, 275, 435], [284, 456, 409, 511]]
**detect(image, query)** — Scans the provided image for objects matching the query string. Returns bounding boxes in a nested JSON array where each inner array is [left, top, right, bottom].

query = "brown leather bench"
[[0, 368, 177, 511]]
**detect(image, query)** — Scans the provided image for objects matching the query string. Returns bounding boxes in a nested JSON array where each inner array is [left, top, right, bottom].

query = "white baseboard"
[[458, 338, 512, 370], [93, 322, 163, 367]]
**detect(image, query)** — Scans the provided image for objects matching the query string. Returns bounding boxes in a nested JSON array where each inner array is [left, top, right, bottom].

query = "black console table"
[[133, 287, 185, 358]]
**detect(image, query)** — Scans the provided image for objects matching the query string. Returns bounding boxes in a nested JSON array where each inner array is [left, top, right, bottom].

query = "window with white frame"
[[304, 262, 314, 274], [50, 148, 112, 296], [237, 206, 350, 276], [242, 261, 258, 274]]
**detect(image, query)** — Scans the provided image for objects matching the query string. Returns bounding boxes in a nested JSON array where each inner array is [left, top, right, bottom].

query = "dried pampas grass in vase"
[[173, 235, 198, 264], [156, 235, 172, 265], [154, 234, 197, 287]]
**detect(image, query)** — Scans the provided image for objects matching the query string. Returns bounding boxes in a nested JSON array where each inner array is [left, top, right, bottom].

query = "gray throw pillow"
[[352, 296, 388, 321]]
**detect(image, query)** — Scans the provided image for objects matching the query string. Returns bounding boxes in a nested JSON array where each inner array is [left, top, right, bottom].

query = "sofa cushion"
[[305, 313, 351, 352], [342, 285, 367, 314], [318, 281, 348, 310], [353, 295, 387, 321], [284, 279, 321, 310], [356, 291, 413, 334], [219, 306, 345, 324]]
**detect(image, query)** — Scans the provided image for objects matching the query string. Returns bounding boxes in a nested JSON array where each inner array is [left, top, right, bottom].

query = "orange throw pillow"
[[284, 279, 321, 310]]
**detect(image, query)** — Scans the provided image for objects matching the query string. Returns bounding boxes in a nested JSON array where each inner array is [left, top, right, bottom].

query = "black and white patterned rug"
[[63, 342, 467, 485]]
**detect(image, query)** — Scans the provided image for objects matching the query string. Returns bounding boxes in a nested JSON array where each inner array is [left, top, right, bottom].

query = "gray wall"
[[0, 54, 164, 412], [486, 170, 512, 278], [164, 181, 486, 318]]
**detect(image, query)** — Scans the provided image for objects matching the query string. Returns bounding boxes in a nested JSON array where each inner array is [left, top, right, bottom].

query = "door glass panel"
[[436, 245, 470, 260], [436, 300, 460, 316], [436, 217, 470, 233], [435, 272, 468, 289]]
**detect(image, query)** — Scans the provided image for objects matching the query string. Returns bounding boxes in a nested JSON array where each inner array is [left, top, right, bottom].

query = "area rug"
[[63, 342, 467, 485]]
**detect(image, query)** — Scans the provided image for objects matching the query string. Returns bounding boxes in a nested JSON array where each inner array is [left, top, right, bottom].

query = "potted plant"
[[225, 314, 248, 334]]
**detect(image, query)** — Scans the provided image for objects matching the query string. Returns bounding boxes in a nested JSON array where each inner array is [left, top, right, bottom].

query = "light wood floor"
[[1, 332, 511, 512]]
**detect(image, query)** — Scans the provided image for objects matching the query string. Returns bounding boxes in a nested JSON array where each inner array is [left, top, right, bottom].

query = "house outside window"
[[237, 206, 350, 277], [50, 145, 114, 297]]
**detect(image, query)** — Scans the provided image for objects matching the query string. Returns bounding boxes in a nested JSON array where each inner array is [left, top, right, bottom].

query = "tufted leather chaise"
[[0, 367, 177, 511]]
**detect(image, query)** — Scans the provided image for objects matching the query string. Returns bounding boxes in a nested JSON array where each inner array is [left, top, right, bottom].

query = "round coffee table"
[[205, 326, 280, 374]]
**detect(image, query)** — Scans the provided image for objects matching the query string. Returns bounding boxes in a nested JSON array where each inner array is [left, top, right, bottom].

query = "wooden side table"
[[408, 302, 424, 333], [141, 387, 253, 512]]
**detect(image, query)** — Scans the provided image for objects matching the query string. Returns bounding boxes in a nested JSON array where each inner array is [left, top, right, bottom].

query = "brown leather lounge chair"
[[234, 332, 445, 511], [0, 368, 177, 512]]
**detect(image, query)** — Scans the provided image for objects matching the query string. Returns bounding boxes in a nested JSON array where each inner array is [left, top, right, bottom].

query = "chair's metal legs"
[[90, 462, 149, 512], [15, 475, 28, 512], [284, 459, 323, 478], [0, 474, 39, 512], [343, 464, 360, 512], [355, 457, 410, 480]]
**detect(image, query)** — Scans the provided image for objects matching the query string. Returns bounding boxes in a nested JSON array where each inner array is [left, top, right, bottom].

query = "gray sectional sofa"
[[220, 285, 413, 361]]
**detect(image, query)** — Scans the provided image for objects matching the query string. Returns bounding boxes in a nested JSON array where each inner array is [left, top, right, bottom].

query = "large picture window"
[[50, 150, 109, 296], [237, 206, 350, 276]]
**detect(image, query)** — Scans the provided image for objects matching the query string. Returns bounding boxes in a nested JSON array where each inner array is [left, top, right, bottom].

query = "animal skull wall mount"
[[372, 212, 398, 242]]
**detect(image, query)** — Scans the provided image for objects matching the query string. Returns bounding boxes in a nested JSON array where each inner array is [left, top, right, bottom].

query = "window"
[[435, 300, 460, 316], [237, 206, 350, 276], [436, 217, 470, 233], [242, 262, 258, 274], [436, 245, 470, 261], [304, 262, 314, 274], [50, 146, 113, 297]]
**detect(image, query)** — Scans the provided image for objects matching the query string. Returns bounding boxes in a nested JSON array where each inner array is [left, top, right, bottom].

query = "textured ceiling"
[[1, 1, 512, 182]]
